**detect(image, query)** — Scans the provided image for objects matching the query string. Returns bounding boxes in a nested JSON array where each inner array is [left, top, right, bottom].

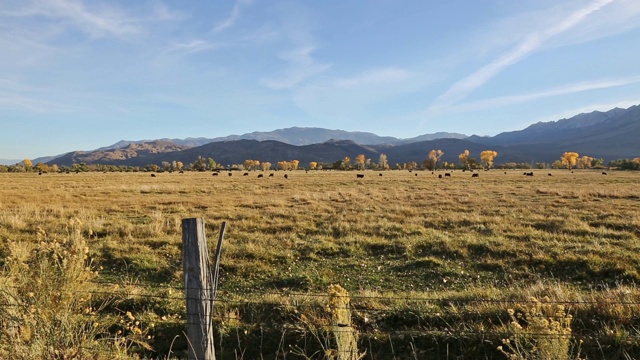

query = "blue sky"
[[1, 0, 640, 160]]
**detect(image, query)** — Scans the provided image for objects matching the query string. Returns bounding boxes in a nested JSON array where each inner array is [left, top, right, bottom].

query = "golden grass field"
[[1, 169, 640, 359]]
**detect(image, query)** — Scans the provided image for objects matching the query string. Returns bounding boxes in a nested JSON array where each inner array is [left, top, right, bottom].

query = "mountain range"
[[25, 104, 640, 167]]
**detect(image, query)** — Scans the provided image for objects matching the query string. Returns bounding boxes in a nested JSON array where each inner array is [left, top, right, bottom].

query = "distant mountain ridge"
[[35, 104, 640, 167], [95, 127, 468, 151], [0, 159, 21, 166]]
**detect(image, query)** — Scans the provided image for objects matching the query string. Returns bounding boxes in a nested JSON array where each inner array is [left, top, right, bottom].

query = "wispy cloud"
[[455, 76, 640, 111], [334, 68, 411, 89], [1, 0, 144, 38], [214, 0, 252, 33], [0, 77, 89, 112], [261, 46, 330, 90], [167, 39, 219, 55], [432, 0, 615, 110]]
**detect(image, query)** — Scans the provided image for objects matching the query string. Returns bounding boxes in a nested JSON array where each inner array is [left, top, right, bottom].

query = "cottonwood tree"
[[243, 159, 258, 171], [429, 150, 444, 169], [459, 150, 470, 169], [309, 161, 318, 170], [577, 155, 593, 169], [355, 154, 366, 170], [277, 161, 289, 170], [378, 154, 389, 170], [208, 158, 217, 170], [290, 160, 299, 170], [261, 162, 272, 171], [35, 162, 50, 173], [404, 161, 418, 170], [342, 157, 351, 170], [561, 152, 579, 170], [23, 159, 33, 171], [480, 150, 498, 169]]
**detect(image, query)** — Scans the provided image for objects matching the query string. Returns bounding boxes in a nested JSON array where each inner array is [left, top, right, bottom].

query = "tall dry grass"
[[1, 170, 639, 358]]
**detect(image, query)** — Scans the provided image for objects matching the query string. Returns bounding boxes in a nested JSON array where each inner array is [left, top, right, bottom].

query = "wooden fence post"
[[182, 218, 216, 360]]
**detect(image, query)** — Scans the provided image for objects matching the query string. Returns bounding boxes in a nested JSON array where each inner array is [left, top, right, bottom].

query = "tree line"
[[2, 151, 638, 173]]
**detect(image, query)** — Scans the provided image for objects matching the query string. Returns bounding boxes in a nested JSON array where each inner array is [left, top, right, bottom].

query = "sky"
[[1, 0, 640, 160]]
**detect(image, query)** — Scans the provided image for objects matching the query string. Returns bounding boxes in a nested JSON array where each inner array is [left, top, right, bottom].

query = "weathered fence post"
[[182, 218, 216, 360]]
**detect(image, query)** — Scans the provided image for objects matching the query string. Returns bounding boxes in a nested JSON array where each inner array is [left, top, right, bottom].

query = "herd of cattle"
[[142, 170, 610, 179]]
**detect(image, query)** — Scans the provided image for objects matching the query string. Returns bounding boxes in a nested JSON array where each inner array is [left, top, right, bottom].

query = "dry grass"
[[1, 169, 640, 358]]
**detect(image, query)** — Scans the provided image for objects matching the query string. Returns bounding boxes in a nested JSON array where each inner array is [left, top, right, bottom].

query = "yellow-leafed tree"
[[561, 152, 579, 170], [577, 155, 593, 169], [424, 149, 443, 170], [309, 161, 318, 170], [355, 154, 366, 170], [480, 150, 498, 169], [459, 150, 470, 169], [343, 157, 351, 170]]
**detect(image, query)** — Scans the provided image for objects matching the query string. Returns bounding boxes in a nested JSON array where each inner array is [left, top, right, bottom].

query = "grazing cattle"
[[243, 173, 249, 176], [151, 174, 156, 177], [228, 172, 233, 176], [548, 173, 553, 176], [415, 173, 418, 177], [284, 174, 288, 179], [257, 174, 263, 178], [602, 172, 607, 175], [179, 170, 184, 174], [212, 172, 219, 176], [269, 173, 274, 177], [438, 174, 443, 179], [38, 171, 43, 175], [444, 173, 451, 177], [356, 174, 365, 179], [472, 173, 479, 178], [379, 173, 383, 177], [525, 172, 534, 176]]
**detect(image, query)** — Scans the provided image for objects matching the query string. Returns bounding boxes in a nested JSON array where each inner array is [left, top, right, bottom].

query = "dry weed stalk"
[[499, 296, 579, 360]]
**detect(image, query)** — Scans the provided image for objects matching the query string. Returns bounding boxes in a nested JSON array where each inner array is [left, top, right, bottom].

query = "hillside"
[[467, 105, 640, 162], [52, 141, 191, 167], [43, 105, 640, 167]]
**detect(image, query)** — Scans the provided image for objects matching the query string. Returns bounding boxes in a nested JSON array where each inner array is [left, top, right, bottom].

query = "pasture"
[[1, 169, 639, 359]]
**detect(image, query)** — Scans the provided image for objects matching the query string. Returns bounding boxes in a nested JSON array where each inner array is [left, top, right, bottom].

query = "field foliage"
[[1, 170, 639, 359]]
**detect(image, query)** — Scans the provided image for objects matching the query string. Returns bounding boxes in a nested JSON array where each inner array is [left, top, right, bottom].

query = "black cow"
[[151, 174, 156, 177], [243, 173, 249, 176], [444, 173, 451, 177], [258, 174, 263, 178], [228, 172, 233, 176], [356, 174, 365, 179], [379, 173, 383, 177], [438, 174, 443, 179], [548, 173, 553, 176], [602, 172, 607, 175], [269, 173, 274, 177], [284, 174, 289, 179], [472, 173, 479, 178], [212, 172, 219, 176]]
